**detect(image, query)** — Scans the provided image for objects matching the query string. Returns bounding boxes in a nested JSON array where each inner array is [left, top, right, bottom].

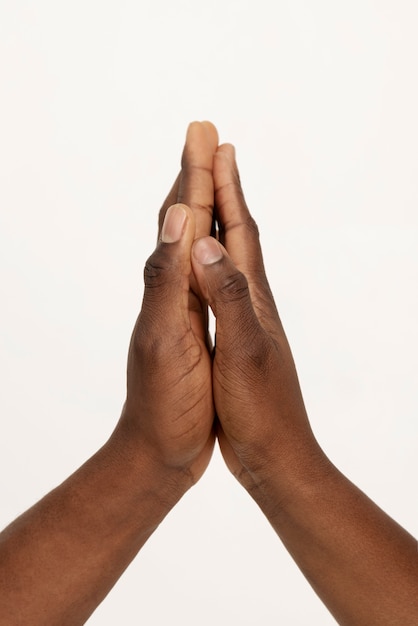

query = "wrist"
[[106, 420, 193, 514], [238, 431, 335, 520]]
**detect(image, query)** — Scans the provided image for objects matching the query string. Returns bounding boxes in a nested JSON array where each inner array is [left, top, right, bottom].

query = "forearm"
[[0, 420, 190, 626], [250, 440, 418, 626]]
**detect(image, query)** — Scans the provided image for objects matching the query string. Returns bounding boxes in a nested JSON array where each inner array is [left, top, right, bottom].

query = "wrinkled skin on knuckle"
[[216, 329, 276, 400], [244, 214, 260, 239], [217, 268, 249, 304], [184, 196, 214, 218], [217, 208, 259, 243], [143, 246, 174, 291]]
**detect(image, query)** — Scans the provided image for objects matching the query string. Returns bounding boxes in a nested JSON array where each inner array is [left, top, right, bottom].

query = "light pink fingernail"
[[193, 237, 223, 265], [161, 204, 187, 243]]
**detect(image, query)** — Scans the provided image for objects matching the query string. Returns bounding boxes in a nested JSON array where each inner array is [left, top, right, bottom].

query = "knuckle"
[[190, 200, 214, 216], [177, 182, 214, 217], [218, 269, 249, 303], [217, 327, 275, 389], [245, 333, 275, 377], [180, 158, 212, 175], [215, 180, 243, 205], [143, 248, 171, 290], [245, 215, 260, 239]]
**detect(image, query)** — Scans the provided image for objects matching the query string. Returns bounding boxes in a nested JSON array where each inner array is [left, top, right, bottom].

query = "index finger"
[[177, 121, 219, 239], [213, 144, 281, 334], [214, 144, 266, 275]]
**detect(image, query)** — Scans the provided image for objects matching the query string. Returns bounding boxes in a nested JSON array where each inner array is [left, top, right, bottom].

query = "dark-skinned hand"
[[119, 121, 219, 483]]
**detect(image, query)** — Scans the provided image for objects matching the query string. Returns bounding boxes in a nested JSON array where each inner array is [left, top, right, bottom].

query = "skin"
[[1, 122, 417, 625], [0, 121, 219, 625], [191, 143, 418, 626]]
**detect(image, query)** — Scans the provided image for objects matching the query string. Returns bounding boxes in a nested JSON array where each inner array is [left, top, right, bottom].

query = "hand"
[[191, 144, 325, 500], [0, 123, 222, 626], [192, 143, 418, 626], [118, 122, 219, 484]]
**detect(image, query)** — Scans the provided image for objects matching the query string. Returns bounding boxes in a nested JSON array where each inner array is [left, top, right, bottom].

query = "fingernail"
[[161, 204, 187, 243], [186, 121, 199, 139], [217, 143, 235, 164], [193, 237, 223, 265]]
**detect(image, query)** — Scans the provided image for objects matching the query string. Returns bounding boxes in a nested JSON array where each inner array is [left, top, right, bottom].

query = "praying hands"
[[0, 123, 417, 626]]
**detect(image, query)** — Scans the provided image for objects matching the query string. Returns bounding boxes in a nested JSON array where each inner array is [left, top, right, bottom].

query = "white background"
[[0, 1, 417, 624]]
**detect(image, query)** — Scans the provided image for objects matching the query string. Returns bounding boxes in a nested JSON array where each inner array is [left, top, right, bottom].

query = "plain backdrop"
[[0, 1, 417, 624]]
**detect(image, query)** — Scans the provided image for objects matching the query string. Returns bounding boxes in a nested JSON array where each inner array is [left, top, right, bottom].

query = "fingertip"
[[185, 121, 218, 154], [215, 145, 237, 179], [216, 143, 236, 160], [186, 120, 200, 137], [201, 121, 219, 150], [193, 237, 224, 265]]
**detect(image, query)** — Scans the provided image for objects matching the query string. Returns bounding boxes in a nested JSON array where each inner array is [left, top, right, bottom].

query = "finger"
[[176, 121, 218, 345], [177, 121, 219, 239], [140, 203, 196, 337], [191, 236, 263, 345], [213, 145, 281, 335], [191, 236, 283, 443], [192, 236, 310, 473], [214, 144, 263, 273]]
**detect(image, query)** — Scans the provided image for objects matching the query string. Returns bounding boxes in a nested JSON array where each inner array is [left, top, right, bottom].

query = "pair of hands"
[[2, 122, 416, 626], [120, 122, 315, 497]]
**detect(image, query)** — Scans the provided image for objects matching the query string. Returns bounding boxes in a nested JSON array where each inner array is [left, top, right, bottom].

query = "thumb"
[[191, 235, 276, 453], [140, 203, 195, 330], [191, 236, 262, 344]]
